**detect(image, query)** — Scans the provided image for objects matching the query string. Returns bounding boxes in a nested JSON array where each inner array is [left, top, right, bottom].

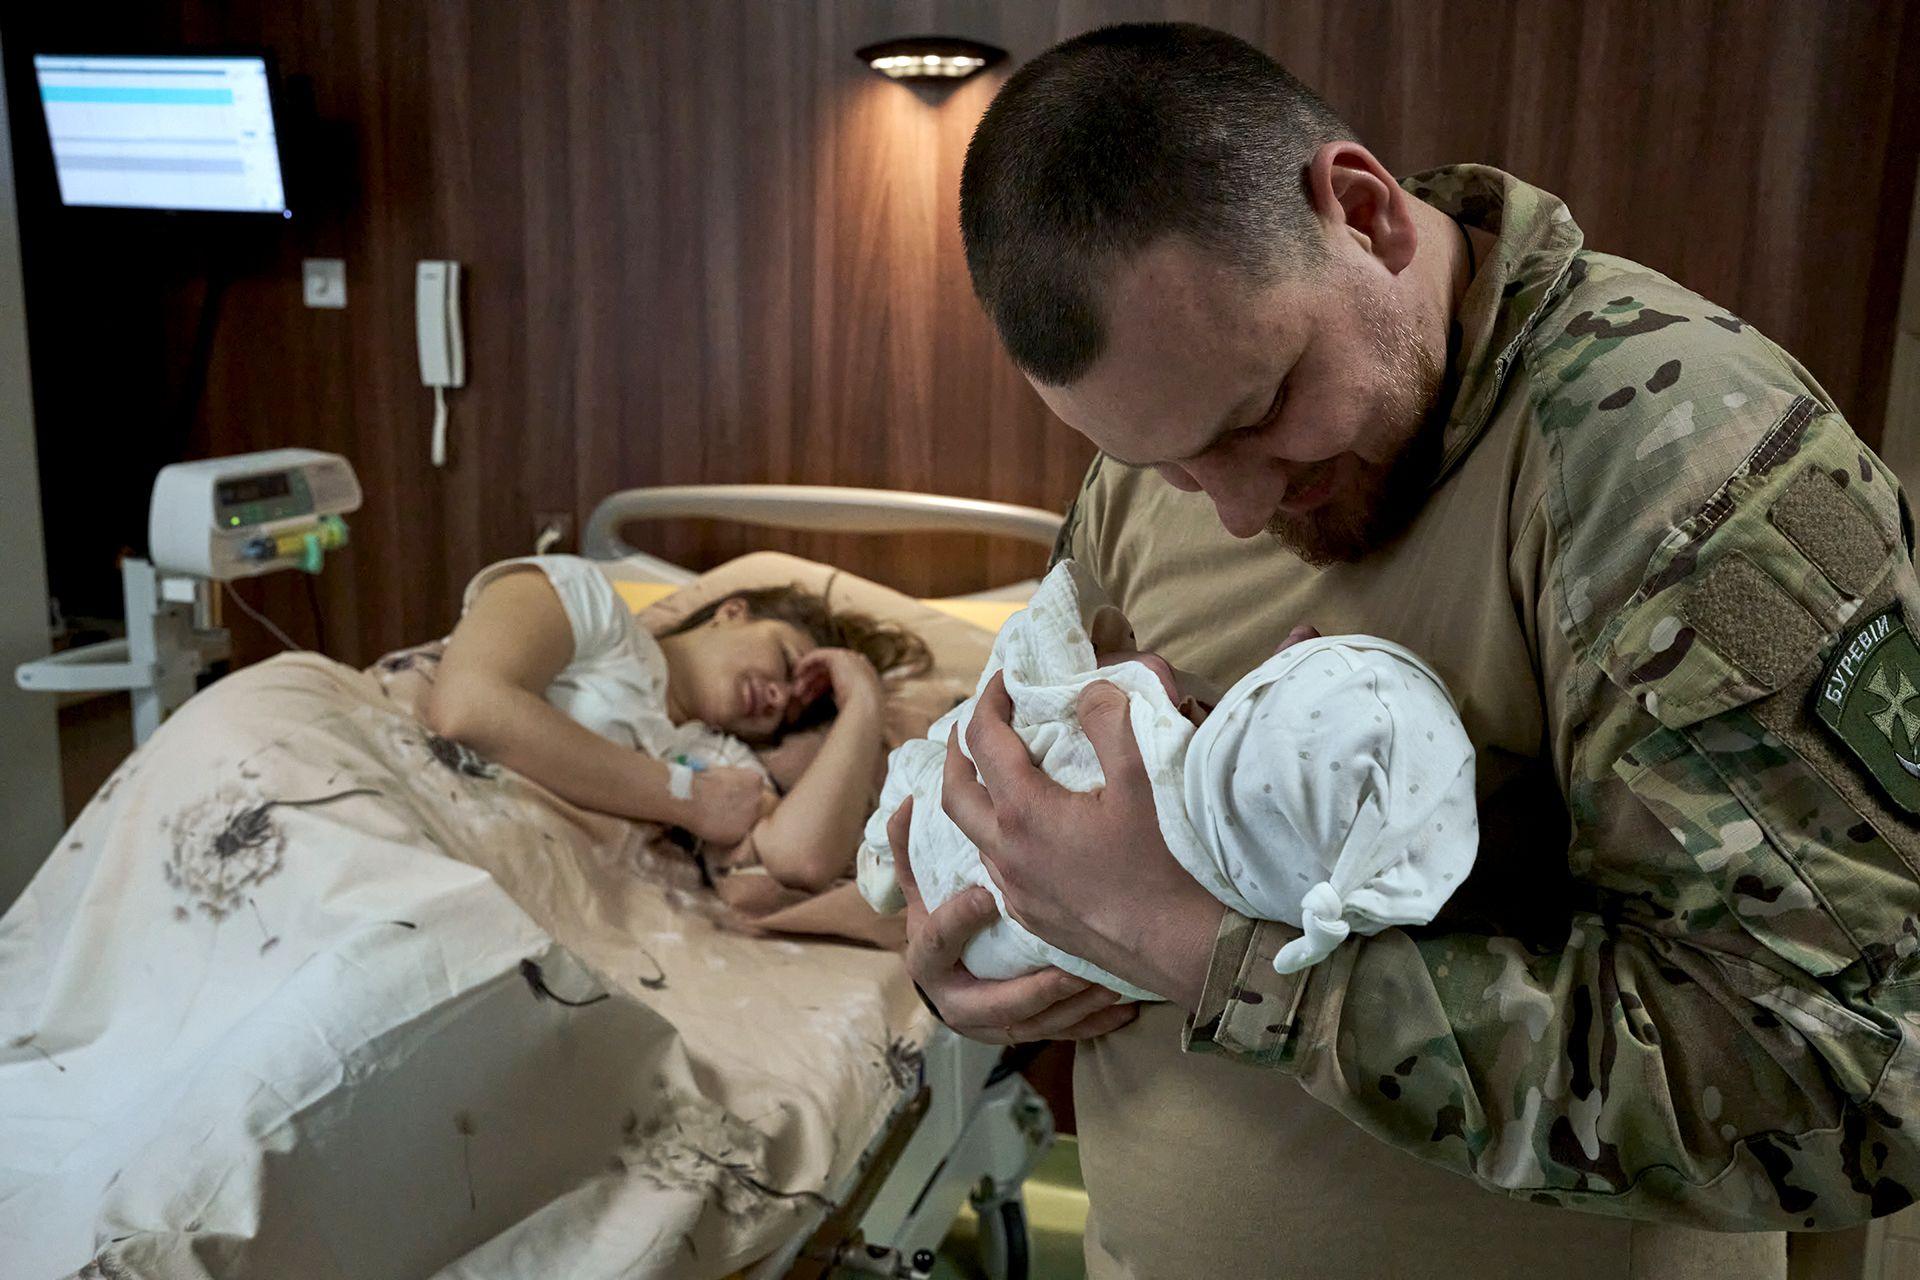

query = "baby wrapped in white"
[[856, 561, 1479, 1001]]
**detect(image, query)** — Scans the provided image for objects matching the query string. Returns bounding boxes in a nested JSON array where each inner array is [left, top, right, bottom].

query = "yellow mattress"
[[612, 580, 1024, 634]]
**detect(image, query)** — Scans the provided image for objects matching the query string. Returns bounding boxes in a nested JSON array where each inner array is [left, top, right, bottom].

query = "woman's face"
[[676, 599, 819, 743]]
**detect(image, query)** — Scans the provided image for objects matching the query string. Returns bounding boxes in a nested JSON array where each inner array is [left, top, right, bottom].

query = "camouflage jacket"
[[1065, 166, 1920, 1229]]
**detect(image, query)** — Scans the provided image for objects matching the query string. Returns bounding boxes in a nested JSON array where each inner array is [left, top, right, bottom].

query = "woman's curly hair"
[[664, 581, 934, 735]]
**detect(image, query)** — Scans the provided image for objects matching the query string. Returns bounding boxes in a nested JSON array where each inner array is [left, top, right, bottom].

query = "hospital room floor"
[[933, 1135, 1088, 1279]]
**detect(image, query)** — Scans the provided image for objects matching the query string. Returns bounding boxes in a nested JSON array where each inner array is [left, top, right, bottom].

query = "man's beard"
[[1266, 296, 1450, 567]]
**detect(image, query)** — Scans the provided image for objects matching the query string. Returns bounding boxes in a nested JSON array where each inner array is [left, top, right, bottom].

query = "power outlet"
[[302, 258, 347, 309], [533, 512, 573, 554]]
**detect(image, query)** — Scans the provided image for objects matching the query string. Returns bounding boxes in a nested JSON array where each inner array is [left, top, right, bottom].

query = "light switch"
[[302, 258, 347, 309]]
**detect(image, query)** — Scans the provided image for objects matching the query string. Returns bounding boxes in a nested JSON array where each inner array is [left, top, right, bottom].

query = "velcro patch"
[[1812, 604, 1920, 816], [1769, 467, 1889, 599], [1682, 551, 1822, 689]]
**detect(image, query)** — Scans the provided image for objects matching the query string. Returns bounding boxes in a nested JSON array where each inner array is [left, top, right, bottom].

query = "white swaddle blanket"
[[856, 561, 1479, 1000]]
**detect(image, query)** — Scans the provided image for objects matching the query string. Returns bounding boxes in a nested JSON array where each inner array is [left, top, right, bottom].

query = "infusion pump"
[[149, 448, 363, 579], [16, 449, 362, 744]]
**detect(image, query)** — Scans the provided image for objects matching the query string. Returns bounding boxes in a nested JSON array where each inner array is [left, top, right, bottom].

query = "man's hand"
[[889, 798, 1138, 1044], [943, 673, 1226, 1009]]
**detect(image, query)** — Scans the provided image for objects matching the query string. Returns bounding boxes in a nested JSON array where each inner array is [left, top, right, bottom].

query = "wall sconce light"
[[857, 37, 1006, 85]]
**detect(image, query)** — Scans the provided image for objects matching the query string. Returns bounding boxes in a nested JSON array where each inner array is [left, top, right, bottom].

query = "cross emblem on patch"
[[1865, 665, 1920, 748]]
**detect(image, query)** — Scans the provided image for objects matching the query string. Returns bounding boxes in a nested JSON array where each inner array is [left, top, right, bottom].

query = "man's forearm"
[[1089, 882, 1231, 1009], [1157, 895, 1228, 1010], [1184, 907, 1907, 1230]]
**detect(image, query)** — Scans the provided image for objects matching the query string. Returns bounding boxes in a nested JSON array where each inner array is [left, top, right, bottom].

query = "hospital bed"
[[583, 483, 1065, 1280], [1, 477, 1063, 1280]]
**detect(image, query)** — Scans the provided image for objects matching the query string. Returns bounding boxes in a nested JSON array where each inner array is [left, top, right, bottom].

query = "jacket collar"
[[1402, 164, 1586, 483]]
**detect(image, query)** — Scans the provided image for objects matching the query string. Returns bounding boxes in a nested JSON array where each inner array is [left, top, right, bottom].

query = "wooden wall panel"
[[5, 1, 1915, 669]]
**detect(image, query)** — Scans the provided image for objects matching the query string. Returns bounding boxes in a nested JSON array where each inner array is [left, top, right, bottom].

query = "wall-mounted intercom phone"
[[416, 260, 465, 466]]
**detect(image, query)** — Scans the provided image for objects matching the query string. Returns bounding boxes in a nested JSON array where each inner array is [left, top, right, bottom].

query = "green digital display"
[[214, 469, 313, 529], [216, 473, 292, 506]]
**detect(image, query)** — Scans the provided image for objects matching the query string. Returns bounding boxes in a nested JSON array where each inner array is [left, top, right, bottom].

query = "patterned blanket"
[[0, 653, 929, 1279]]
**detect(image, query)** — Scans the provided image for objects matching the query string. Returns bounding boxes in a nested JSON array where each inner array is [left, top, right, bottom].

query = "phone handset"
[[416, 260, 466, 467]]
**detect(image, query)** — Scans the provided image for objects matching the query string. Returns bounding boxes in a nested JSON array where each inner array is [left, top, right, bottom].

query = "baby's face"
[[1095, 648, 1216, 726], [1090, 604, 1220, 725]]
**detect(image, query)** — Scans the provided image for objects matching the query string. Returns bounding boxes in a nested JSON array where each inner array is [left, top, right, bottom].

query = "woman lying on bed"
[[421, 555, 930, 891]]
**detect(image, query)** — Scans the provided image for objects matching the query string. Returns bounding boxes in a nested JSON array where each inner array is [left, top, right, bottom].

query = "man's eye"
[[1253, 384, 1287, 431], [1215, 394, 1283, 452]]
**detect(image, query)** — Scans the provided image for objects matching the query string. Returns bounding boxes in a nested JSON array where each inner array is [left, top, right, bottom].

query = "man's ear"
[[713, 597, 751, 625], [1306, 141, 1417, 275]]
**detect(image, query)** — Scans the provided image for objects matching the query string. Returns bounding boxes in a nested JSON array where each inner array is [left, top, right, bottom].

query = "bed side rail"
[[581, 485, 1064, 562]]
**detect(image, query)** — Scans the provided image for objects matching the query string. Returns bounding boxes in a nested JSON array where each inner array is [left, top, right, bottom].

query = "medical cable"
[[430, 384, 449, 467], [303, 573, 329, 655], [222, 580, 305, 652]]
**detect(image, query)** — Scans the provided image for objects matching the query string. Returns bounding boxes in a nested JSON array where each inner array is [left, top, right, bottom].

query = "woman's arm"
[[419, 568, 763, 841], [746, 649, 888, 891]]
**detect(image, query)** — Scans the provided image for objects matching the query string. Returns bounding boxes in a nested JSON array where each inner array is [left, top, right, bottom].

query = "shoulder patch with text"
[[1815, 605, 1920, 815]]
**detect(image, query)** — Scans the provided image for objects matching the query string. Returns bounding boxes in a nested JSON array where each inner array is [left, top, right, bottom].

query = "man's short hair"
[[959, 23, 1354, 385]]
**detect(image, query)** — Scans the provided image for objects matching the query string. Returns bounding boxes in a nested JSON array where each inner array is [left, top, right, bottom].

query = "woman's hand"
[[683, 765, 774, 846], [795, 647, 885, 718]]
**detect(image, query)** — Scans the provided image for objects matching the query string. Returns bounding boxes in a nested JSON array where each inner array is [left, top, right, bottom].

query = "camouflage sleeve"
[[1186, 258, 1920, 1229]]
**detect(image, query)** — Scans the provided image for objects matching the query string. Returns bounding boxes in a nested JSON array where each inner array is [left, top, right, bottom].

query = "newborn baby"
[[856, 560, 1478, 1000]]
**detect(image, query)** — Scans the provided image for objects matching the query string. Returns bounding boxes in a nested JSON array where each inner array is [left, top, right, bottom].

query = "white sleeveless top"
[[462, 556, 765, 777]]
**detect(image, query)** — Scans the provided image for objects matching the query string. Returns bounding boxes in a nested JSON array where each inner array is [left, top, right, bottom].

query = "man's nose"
[[1166, 452, 1276, 539]]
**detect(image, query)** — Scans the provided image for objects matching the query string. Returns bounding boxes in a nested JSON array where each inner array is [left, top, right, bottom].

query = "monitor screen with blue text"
[[32, 54, 288, 214]]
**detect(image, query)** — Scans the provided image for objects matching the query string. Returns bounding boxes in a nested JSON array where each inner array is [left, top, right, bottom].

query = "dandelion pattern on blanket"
[[426, 732, 497, 779], [368, 639, 447, 712], [375, 711, 501, 786], [613, 1080, 830, 1222], [878, 1036, 924, 1092], [374, 643, 443, 677], [161, 784, 377, 921], [161, 785, 287, 921]]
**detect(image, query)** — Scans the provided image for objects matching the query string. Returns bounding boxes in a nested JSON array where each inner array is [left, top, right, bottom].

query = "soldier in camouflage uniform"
[[1172, 165, 1920, 1224], [889, 23, 1920, 1279]]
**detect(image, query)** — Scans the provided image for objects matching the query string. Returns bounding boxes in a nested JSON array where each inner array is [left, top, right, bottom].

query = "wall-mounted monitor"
[[31, 53, 289, 216]]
